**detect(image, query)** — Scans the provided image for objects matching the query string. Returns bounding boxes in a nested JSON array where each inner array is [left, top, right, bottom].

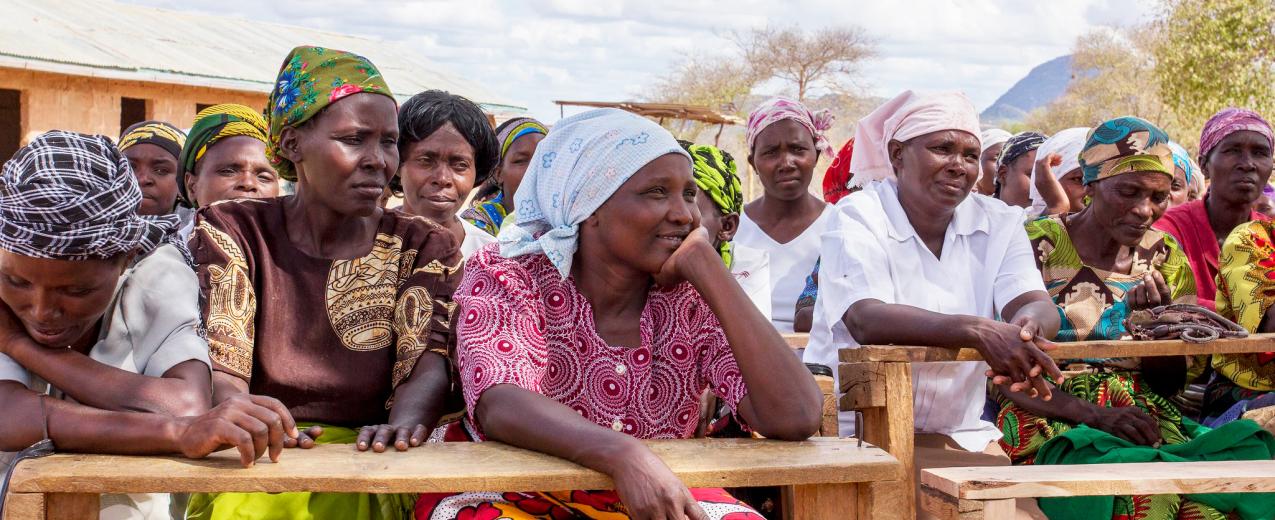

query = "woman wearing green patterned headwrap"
[[179, 103, 279, 210]]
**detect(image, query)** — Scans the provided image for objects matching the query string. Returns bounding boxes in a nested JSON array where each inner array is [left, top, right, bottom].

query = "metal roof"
[[0, 0, 525, 113]]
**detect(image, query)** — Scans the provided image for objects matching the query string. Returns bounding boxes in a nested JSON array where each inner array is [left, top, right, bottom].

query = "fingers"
[[370, 425, 393, 453], [1029, 373, 1052, 402], [684, 497, 709, 520], [394, 426, 411, 451], [224, 410, 270, 463], [235, 401, 287, 463], [357, 426, 374, 452], [1030, 339, 1065, 381], [1152, 270, 1171, 303], [207, 419, 256, 468], [1144, 273, 1163, 308], [1133, 410, 1162, 446], [247, 395, 299, 439], [410, 424, 427, 447]]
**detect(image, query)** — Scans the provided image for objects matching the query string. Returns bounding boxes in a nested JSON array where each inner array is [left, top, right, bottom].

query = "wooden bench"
[[921, 460, 1275, 519], [837, 334, 1275, 519], [2, 437, 904, 520]]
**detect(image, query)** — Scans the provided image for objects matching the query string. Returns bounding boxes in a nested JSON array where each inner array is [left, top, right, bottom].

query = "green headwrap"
[[678, 140, 744, 267], [266, 45, 394, 182]]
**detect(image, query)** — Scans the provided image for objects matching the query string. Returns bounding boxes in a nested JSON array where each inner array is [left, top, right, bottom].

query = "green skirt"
[[186, 423, 416, 520]]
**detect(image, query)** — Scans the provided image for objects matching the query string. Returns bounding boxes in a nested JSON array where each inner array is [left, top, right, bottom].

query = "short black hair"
[[393, 90, 499, 194]]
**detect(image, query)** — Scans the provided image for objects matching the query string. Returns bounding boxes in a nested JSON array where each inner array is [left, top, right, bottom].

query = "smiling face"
[[580, 153, 699, 276], [123, 143, 179, 216], [749, 119, 818, 202], [188, 136, 280, 208], [283, 93, 400, 217], [0, 249, 127, 348], [1085, 172, 1171, 246], [399, 122, 478, 223], [1203, 130, 1275, 207], [890, 129, 981, 214]]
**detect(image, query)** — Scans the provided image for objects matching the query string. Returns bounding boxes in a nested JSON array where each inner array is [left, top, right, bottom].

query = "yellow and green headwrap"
[[119, 120, 186, 160], [678, 140, 744, 266], [496, 117, 548, 160], [1078, 116, 1174, 185], [266, 45, 393, 182], [179, 103, 269, 204]]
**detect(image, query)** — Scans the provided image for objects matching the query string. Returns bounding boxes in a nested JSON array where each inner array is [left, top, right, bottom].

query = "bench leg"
[[46, 493, 97, 520], [982, 499, 1015, 520], [857, 480, 907, 519], [919, 485, 985, 520], [3, 492, 45, 520], [783, 483, 858, 520], [858, 361, 915, 519]]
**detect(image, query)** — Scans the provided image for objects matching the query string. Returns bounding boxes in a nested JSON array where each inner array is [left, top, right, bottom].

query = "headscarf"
[[996, 132, 1047, 168], [1078, 116, 1174, 185], [266, 45, 393, 182], [500, 108, 688, 278], [1028, 127, 1089, 214], [822, 138, 855, 204], [118, 121, 186, 160], [0, 131, 183, 262], [849, 90, 981, 187], [1168, 141, 1198, 185], [980, 128, 1012, 154], [745, 97, 834, 156], [179, 103, 270, 204], [1199, 107, 1274, 159], [497, 117, 548, 161], [678, 140, 743, 267]]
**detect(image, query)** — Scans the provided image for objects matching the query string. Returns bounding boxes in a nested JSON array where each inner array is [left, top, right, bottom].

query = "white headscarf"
[[980, 129, 1012, 153], [848, 90, 982, 187], [499, 108, 689, 278], [1027, 127, 1089, 216]]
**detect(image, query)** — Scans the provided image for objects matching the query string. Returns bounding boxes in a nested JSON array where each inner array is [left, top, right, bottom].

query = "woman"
[[1029, 127, 1088, 217], [1168, 141, 1200, 208], [0, 131, 296, 520], [177, 104, 280, 239], [803, 90, 1062, 518], [119, 120, 186, 216], [733, 97, 838, 334], [977, 128, 1011, 196], [1155, 108, 1274, 311], [395, 90, 500, 257], [1213, 218, 1275, 425], [415, 108, 821, 519], [461, 117, 547, 236], [186, 46, 462, 520], [995, 131, 1046, 209]]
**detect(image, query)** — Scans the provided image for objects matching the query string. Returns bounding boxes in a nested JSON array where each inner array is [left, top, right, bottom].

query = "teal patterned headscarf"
[[1078, 116, 1174, 185]]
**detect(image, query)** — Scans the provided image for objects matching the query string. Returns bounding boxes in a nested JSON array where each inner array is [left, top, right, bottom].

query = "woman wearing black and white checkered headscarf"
[[0, 130, 186, 263]]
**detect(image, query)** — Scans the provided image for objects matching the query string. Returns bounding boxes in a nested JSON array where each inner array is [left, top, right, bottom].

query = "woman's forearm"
[[998, 383, 1096, 425], [387, 352, 450, 428], [683, 248, 821, 440], [5, 337, 210, 416], [844, 299, 983, 348], [0, 382, 182, 454]]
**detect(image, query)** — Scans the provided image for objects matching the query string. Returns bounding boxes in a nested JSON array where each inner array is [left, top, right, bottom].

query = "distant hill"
[[981, 55, 1073, 124]]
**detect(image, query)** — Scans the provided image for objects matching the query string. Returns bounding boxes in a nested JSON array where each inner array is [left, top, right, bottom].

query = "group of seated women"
[[2, 43, 1275, 520]]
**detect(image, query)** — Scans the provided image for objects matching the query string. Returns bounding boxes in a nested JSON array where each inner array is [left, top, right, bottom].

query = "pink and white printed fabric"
[[745, 96, 835, 156]]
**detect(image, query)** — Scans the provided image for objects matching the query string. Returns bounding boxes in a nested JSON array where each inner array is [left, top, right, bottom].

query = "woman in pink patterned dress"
[[416, 109, 823, 520]]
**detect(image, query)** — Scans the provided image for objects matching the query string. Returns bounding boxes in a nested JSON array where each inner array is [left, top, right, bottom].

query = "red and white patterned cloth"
[[455, 243, 750, 440]]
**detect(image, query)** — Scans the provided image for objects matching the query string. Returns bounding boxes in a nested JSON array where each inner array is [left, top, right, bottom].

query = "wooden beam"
[[922, 460, 1275, 500], [839, 334, 1275, 363], [784, 483, 858, 520], [45, 493, 97, 520], [839, 362, 886, 409], [784, 333, 809, 349], [854, 362, 915, 519], [2, 493, 45, 520]]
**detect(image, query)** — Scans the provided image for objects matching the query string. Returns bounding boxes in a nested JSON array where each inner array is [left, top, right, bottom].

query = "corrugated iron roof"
[[0, 0, 525, 112]]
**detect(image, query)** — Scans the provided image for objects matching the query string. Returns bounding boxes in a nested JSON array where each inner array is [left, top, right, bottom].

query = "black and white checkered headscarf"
[[0, 131, 185, 262]]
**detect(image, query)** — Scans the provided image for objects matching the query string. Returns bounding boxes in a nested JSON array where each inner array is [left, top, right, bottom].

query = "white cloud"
[[120, 0, 1152, 123]]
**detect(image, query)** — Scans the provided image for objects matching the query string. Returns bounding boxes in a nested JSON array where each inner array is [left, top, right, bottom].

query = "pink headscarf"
[[1199, 107, 1274, 158], [848, 90, 981, 187], [746, 97, 835, 156]]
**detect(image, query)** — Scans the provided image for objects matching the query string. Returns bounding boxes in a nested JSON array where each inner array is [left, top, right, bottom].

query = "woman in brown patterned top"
[[186, 46, 461, 520]]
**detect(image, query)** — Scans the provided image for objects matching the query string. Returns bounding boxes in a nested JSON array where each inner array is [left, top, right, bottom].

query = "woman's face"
[[188, 136, 280, 208], [399, 121, 477, 223], [890, 129, 980, 214], [0, 249, 126, 348], [123, 144, 179, 216], [1168, 166, 1190, 208], [1059, 168, 1086, 212], [1085, 172, 1170, 247], [996, 150, 1037, 208], [499, 133, 544, 209], [749, 119, 818, 202], [286, 93, 400, 217], [582, 153, 699, 275], [977, 143, 1004, 195], [1203, 130, 1274, 207]]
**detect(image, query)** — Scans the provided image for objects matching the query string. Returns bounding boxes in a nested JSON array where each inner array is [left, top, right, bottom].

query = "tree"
[[731, 25, 875, 102], [1152, 0, 1275, 133]]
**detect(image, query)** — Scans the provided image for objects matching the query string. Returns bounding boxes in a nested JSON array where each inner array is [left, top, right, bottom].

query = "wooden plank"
[[920, 485, 984, 520], [44, 493, 97, 520], [856, 362, 915, 519], [923, 460, 1275, 500], [8, 438, 900, 495], [814, 374, 839, 437], [784, 483, 857, 520], [839, 334, 1275, 363], [2, 492, 45, 520], [839, 362, 886, 409], [857, 480, 908, 520], [982, 499, 1015, 520], [784, 333, 809, 349]]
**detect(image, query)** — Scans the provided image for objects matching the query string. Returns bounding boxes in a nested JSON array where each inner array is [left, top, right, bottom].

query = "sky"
[[121, 0, 1158, 124]]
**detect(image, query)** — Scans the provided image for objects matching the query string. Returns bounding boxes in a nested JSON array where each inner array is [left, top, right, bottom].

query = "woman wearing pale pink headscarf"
[[733, 97, 840, 333]]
